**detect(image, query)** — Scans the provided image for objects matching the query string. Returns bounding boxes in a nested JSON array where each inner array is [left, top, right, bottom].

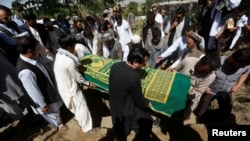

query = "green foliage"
[[16, 0, 78, 18], [123, 2, 138, 18], [187, 11, 197, 25], [77, 0, 105, 16], [133, 18, 146, 35], [142, 0, 162, 15], [14, 0, 117, 19]]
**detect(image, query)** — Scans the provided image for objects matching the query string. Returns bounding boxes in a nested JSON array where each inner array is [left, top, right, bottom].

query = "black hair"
[[98, 21, 109, 33], [160, 7, 167, 12], [17, 37, 39, 54], [175, 5, 186, 15], [194, 49, 221, 76], [146, 11, 155, 19], [231, 48, 250, 64], [58, 34, 76, 49], [24, 12, 36, 21], [200, 51, 221, 71], [83, 26, 93, 37], [115, 14, 122, 21], [102, 13, 109, 18], [85, 16, 95, 26], [0, 4, 11, 14], [185, 25, 197, 32], [43, 17, 50, 22], [127, 47, 150, 64], [152, 27, 161, 38]]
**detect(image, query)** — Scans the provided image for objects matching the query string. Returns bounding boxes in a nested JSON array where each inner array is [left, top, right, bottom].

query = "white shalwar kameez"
[[113, 19, 132, 53], [54, 48, 93, 133]]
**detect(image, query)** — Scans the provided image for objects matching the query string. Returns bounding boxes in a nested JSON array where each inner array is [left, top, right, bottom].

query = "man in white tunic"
[[54, 34, 97, 133], [151, 3, 164, 38], [113, 15, 132, 57]]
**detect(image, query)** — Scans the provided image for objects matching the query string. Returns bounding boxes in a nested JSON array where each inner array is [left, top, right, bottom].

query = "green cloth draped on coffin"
[[80, 54, 191, 118]]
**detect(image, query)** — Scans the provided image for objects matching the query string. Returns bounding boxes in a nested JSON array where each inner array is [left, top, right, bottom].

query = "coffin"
[[80, 54, 191, 119]]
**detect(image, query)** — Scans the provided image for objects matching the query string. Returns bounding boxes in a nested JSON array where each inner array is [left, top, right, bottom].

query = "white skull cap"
[[131, 35, 141, 44]]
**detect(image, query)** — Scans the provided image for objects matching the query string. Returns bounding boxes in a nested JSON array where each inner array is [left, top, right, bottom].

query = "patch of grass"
[[133, 19, 146, 35], [244, 81, 250, 93]]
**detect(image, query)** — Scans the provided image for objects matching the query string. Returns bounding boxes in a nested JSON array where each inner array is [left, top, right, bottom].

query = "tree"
[[124, 1, 139, 18], [14, 0, 77, 18], [14, 0, 120, 18], [142, 0, 162, 15]]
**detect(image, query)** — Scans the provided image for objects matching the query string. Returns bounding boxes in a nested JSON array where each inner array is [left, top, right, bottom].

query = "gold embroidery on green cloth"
[[144, 69, 175, 103], [81, 54, 118, 85], [80, 54, 191, 118], [81, 54, 175, 104]]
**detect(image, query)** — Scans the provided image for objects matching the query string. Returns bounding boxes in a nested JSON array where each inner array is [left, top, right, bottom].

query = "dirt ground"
[[1, 86, 250, 141]]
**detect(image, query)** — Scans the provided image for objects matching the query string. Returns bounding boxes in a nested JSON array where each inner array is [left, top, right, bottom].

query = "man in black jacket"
[[0, 4, 29, 66], [109, 47, 153, 141]]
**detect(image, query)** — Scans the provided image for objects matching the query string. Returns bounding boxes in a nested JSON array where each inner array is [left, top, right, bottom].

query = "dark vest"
[[16, 58, 60, 107], [168, 17, 190, 46], [142, 22, 160, 43], [97, 38, 121, 59]]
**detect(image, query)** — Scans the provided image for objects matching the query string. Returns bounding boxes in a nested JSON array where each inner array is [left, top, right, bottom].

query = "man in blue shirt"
[[195, 48, 250, 121]]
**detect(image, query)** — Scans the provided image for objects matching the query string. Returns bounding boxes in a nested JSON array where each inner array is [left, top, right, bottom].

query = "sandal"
[[59, 125, 69, 132]]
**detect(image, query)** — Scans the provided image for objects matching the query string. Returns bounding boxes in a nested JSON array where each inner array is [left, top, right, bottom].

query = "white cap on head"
[[103, 9, 109, 14], [131, 35, 141, 44]]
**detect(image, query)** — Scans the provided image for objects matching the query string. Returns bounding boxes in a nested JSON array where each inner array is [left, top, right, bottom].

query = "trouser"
[[70, 96, 92, 133], [194, 93, 214, 117], [132, 118, 153, 141], [32, 101, 63, 128], [114, 116, 153, 141], [216, 91, 232, 117], [194, 92, 232, 118]]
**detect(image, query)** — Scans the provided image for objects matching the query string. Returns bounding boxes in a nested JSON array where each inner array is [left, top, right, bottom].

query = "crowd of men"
[[1, 0, 250, 140]]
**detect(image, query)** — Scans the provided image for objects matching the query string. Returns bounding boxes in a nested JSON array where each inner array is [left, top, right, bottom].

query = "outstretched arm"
[[229, 27, 241, 49], [231, 73, 249, 93]]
